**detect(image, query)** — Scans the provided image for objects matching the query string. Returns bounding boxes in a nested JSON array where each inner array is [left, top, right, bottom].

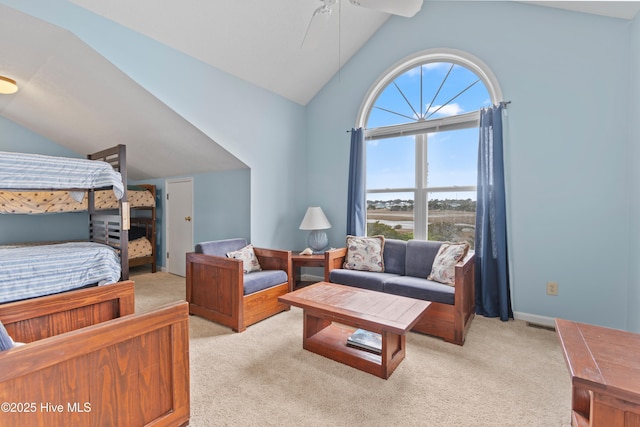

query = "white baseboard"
[[513, 311, 556, 328]]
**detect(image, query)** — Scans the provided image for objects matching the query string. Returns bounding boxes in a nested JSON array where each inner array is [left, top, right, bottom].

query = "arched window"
[[357, 49, 502, 247]]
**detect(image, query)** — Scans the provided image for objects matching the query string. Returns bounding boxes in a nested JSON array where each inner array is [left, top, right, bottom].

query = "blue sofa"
[[324, 239, 475, 345]]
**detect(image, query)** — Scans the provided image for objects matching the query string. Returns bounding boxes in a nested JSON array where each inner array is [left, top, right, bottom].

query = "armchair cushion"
[[382, 239, 407, 275], [195, 238, 247, 257], [405, 240, 443, 278], [383, 276, 455, 305], [243, 270, 288, 295], [328, 269, 397, 292]]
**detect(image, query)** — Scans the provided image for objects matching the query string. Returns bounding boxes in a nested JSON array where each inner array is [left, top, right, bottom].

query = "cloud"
[[426, 103, 464, 117]]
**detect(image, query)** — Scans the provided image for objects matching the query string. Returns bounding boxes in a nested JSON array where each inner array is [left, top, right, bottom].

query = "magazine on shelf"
[[346, 329, 382, 354]]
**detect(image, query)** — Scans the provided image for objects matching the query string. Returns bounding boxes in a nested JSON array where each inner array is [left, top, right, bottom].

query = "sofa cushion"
[[329, 269, 398, 292], [382, 239, 407, 276], [227, 244, 262, 273], [383, 276, 455, 305], [195, 238, 247, 257], [243, 270, 288, 295], [428, 242, 470, 286], [343, 235, 385, 272], [405, 240, 442, 278]]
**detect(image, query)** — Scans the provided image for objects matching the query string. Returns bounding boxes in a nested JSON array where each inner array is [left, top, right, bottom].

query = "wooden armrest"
[[254, 248, 292, 290], [454, 250, 475, 314], [456, 251, 475, 275], [254, 247, 291, 271], [324, 247, 347, 281]]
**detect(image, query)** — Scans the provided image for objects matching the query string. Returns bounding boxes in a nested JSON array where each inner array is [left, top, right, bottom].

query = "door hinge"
[[166, 252, 169, 259]]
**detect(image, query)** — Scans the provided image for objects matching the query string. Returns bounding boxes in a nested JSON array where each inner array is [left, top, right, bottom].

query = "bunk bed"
[[0, 145, 190, 425], [0, 183, 158, 273], [128, 184, 157, 273], [0, 145, 131, 302]]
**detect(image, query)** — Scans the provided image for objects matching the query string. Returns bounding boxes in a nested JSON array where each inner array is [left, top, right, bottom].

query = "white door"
[[166, 178, 193, 277]]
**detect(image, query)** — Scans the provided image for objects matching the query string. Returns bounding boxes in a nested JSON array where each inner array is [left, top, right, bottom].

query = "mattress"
[[0, 151, 124, 199], [0, 188, 155, 214], [0, 242, 122, 303], [129, 236, 153, 259]]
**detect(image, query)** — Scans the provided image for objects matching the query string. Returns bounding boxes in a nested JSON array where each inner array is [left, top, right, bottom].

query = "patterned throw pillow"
[[343, 235, 385, 272], [227, 244, 262, 274], [427, 242, 470, 286]]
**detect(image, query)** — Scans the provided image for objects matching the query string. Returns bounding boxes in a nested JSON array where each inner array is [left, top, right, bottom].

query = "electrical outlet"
[[546, 281, 559, 296]]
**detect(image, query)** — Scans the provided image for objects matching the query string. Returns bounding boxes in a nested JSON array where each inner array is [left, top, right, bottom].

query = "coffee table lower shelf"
[[302, 312, 405, 379]]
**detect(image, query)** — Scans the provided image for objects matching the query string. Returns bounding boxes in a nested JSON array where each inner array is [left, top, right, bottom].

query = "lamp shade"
[[0, 76, 18, 95], [299, 207, 331, 230]]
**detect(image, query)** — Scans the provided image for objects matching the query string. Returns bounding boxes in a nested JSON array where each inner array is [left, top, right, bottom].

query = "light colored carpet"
[[130, 269, 572, 427]]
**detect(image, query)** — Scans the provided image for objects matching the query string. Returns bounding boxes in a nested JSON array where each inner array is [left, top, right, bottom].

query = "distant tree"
[[367, 221, 412, 241]]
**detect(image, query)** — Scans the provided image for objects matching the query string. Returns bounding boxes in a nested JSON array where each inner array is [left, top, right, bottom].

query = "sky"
[[365, 62, 491, 202]]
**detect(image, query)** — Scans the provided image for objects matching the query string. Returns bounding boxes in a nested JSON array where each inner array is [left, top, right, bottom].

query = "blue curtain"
[[475, 105, 513, 321], [346, 128, 366, 236]]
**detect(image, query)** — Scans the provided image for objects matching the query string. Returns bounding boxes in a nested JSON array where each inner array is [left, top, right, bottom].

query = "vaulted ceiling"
[[68, 0, 640, 105], [0, 1, 638, 180]]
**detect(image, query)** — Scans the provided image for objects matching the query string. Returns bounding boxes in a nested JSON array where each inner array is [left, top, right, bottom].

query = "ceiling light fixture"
[[0, 76, 18, 94]]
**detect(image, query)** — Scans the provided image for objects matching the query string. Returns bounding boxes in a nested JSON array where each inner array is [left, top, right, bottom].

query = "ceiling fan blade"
[[349, 0, 423, 17], [301, 1, 336, 48]]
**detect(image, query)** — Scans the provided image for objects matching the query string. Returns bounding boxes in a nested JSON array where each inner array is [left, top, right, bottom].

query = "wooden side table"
[[291, 252, 325, 289], [555, 318, 640, 427]]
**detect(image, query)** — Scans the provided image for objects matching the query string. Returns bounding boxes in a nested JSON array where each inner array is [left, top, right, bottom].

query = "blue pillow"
[[0, 321, 14, 351]]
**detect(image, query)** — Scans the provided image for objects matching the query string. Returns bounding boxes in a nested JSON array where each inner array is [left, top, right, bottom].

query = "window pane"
[[367, 63, 491, 127], [422, 63, 490, 119], [428, 192, 476, 248], [366, 136, 415, 189], [426, 128, 478, 187], [366, 192, 414, 241]]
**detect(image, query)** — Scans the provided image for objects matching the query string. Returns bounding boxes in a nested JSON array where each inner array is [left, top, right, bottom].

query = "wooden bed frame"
[[88, 144, 130, 280], [129, 184, 157, 273], [0, 281, 135, 342], [0, 282, 190, 427]]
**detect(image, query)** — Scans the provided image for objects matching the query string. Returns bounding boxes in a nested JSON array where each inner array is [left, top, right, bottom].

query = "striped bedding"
[[0, 151, 124, 200], [0, 242, 122, 303]]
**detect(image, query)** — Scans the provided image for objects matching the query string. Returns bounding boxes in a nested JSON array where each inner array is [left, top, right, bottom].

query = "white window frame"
[[357, 48, 503, 240]]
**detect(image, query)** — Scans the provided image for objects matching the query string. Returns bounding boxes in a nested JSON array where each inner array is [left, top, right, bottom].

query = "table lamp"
[[299, 206, 331, 253]]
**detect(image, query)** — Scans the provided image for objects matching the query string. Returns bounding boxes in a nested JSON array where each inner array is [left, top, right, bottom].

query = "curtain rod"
[[346, 101, 512, 133]]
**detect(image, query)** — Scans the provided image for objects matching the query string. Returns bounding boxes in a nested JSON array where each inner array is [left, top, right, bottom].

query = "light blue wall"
[[0, 116, 89, 243], [131, 169, 250, 268], [629, 12, 640, 333], [306, 1, 634, 329], [1, 0, 308, 251]]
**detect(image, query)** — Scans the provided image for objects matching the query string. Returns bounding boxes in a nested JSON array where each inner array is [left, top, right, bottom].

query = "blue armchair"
[[186, 238, 292, 332]]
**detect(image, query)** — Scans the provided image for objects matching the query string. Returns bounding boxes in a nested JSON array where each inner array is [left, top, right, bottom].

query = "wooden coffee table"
[[278, 282, 430, 379]]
